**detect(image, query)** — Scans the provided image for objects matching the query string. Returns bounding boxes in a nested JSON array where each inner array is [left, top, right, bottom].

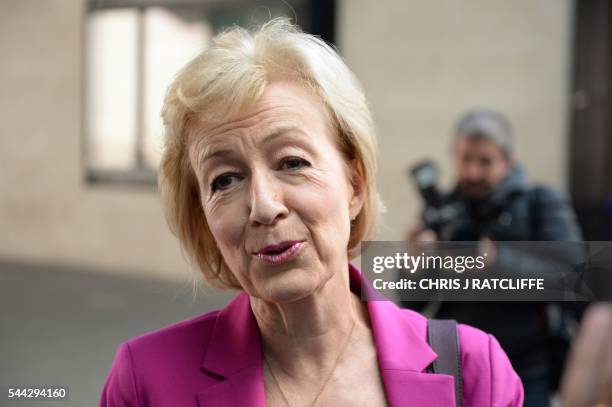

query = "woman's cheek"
[[204, 200, 243, 248], [305, 168, 351, 214], [291, 173, 352, 239]]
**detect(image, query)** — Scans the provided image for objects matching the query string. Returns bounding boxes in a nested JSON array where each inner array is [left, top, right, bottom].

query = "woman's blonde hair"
[[159, 18, 380, 289]]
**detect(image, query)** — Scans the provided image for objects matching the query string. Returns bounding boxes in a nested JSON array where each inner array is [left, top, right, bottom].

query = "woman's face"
[[189, 81, 363, 302]]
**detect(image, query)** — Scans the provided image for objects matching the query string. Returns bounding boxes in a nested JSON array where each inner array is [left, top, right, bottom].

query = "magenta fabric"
[[100, 264, 524, 406]]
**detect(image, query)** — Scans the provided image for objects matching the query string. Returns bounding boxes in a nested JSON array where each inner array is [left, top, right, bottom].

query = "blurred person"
[[560, 302, 612, 407], [99, 21, 523, 406], [406, 109, 584, 407]]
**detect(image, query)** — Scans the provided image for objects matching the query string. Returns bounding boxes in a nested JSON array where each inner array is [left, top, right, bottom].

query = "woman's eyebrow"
[[202, 148, 233, 163], [196, 125, 310, 167], [195, 146, 237, 172], [260, 125, 309, 145]]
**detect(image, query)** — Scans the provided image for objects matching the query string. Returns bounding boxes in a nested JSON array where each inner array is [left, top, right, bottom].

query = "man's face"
[[453, 135, 511, 200]]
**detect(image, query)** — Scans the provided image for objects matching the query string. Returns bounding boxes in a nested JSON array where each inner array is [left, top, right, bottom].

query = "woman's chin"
[[256, 269, 322, 303]]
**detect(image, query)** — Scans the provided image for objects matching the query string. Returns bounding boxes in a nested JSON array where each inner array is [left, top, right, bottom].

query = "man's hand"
[[478, 237, 497, 267], [560, 303, 612, 407]]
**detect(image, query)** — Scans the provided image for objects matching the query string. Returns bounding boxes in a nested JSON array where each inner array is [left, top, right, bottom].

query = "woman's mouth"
[[255, 241, 305, 265]]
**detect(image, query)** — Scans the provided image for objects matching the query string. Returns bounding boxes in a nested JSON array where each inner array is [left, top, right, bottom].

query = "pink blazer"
[[100, 264, 523, 406]]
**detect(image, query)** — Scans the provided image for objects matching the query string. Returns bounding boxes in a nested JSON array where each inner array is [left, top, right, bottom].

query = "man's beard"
[[458, 181, 493, 200]]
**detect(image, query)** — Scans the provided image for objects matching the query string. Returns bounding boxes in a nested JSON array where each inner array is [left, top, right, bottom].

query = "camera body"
[[409, 160, 465, 238]]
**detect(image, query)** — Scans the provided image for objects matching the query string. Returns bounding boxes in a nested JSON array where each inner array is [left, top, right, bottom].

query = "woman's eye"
[[210, 173, 241, 192], [281, 157, 310, 171]]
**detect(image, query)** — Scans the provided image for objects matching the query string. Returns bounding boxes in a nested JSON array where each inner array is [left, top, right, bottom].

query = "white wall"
[[0, 0, 574, 277], [0, 0, 188, 280], [338, 0, 574, 240]]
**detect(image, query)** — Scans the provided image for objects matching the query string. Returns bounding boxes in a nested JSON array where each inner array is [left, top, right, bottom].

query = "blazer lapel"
[[351, 263, 457, 407], [196, 369, 265, 407], [196, 292, 266, 407]]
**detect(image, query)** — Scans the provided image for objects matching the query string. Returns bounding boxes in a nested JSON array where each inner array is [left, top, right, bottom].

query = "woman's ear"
[[348, 158, 366, 220]]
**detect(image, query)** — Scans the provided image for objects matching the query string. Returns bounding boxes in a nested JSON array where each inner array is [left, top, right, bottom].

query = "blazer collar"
[[356, 264, 456, 405], [200, 292, 261, 377], [198, 292, 266, 407], [197, 263, 454, 407], [355, 263, 437, 372]]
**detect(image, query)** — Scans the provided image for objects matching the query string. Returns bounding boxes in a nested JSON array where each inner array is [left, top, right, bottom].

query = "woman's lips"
[[255, 241, 305, 265]]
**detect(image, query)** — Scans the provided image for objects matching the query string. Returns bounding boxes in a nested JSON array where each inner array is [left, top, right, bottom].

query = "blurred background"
[[0, 0, 610, 405]]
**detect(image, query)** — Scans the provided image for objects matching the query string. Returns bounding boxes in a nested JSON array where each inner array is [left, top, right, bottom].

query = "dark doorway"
[[569, 0, 612, 240]]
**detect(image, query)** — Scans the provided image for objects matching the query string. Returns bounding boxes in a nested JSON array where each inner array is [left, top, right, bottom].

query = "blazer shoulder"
[[99, 309, 222, 407], [127, 308, 221, 352], [458, 324, 524, 407], [122, 308, 222, 375], [395, 307, 523, 406]]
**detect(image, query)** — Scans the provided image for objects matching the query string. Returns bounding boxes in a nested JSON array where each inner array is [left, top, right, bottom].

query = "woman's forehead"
[[190, 124, 314, 165], [188, 82, 333, 152]]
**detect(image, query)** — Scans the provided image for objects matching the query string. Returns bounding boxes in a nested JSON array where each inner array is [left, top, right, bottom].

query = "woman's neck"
[[250, 267, 370, 377]]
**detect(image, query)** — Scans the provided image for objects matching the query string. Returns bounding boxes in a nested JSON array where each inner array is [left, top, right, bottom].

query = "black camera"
[[408, 160, 463, 237]]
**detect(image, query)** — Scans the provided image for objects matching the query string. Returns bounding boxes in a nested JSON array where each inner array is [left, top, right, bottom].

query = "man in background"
[[407, 109, 584, 407]]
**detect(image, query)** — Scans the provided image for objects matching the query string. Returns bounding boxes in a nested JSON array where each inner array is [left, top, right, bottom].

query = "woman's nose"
[[248, 172, 289, 226]]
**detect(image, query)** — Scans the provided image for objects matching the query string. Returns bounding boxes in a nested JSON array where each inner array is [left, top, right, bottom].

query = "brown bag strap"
[[427, 319, 463, 407]]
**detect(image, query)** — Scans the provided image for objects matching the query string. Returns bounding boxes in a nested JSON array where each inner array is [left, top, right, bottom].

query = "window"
[[84, 0, 335, 186]]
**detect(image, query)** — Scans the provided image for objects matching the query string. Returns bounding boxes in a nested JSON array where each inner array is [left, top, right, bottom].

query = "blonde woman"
[[100, 19, 523, 407]]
